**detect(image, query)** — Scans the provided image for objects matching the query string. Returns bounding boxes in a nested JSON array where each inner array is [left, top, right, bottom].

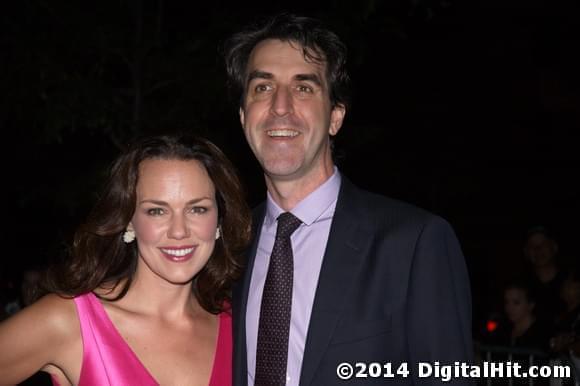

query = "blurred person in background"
[[487, 279, 551, 352], [503, 281, 551, 350], [550, 267, 580, 356], [523, 226, 567, 326]]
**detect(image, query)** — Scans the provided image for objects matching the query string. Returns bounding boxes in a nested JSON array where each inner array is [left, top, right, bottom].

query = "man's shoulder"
[[340, 178, 438, 223], [339, 178, 462, 245], [251, 201, 267, 228], [250, 176, 451, 231]]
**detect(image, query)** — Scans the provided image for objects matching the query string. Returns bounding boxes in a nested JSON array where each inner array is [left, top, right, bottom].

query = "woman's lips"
[[159, 246, 196, 262]]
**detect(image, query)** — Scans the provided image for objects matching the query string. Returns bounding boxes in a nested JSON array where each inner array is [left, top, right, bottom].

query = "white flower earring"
[[215, 226, 221, 240], [123, 229, 135, 243]]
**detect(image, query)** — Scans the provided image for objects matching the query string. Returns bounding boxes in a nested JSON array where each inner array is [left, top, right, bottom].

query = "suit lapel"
[[232, 204, 266, 386], [299, 178, 373, 386]]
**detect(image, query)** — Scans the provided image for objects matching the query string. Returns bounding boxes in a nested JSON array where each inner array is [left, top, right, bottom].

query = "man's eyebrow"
[[247, 70, 273, 83], [294, 73, 322, 86], [246, 71, 323, 86]]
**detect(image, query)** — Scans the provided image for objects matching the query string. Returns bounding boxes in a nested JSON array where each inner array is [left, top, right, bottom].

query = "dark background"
[[1, 0, 579, 336]]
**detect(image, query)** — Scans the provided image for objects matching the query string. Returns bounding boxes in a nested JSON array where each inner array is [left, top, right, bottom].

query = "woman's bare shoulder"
[[31, 294, 79, 332], [1, 294, 78, 335], [0, 294, 81, 384]]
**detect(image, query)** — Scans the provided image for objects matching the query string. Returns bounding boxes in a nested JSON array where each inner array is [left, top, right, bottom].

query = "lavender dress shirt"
[[246, 168, 341, 386]]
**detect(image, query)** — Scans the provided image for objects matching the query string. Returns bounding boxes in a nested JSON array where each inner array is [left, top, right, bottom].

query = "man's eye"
[[296, 85, 313, 93], [147, 208, 164, 216], [255, 84, 272, 93]]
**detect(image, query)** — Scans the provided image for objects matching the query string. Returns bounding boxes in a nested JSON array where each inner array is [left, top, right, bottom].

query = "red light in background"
[[486, 320, 498, 332]]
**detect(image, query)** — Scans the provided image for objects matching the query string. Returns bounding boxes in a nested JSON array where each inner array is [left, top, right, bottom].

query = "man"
[[225, 14, 472, 385], [523, 226, 566, 324]]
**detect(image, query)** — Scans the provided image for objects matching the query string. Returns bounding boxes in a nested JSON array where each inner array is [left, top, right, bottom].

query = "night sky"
[[2, 0, 579, 331]]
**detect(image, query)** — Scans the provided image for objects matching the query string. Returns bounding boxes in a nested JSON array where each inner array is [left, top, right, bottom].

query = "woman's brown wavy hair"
[[42, 134, 251, 314]]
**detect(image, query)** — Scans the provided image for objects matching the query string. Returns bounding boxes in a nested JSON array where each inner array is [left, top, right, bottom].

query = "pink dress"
[[52, 292, 232, 386]]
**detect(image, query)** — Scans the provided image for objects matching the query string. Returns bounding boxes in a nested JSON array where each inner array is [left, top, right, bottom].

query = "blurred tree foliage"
[[1, 0, 456, 270], [1, 0, 578, 296]]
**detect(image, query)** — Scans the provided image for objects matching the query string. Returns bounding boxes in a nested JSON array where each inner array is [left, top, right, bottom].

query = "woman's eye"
[[147, 208, 164, 216], [191, 206, 208, 214]]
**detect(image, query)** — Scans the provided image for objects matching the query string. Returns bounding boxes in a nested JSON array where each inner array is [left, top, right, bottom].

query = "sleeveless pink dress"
[[52, 292, 232, 386]]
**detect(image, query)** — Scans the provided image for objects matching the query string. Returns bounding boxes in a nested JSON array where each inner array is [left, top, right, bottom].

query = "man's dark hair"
[[224, 13, 350, 109], [526, 225, 553, 239]]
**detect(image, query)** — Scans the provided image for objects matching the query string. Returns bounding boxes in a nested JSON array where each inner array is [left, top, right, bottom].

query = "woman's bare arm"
[[0, 294, 81, 385]]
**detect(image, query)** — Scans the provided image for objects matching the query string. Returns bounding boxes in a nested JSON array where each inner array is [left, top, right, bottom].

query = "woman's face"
[[128, 158, 219, 285], [504, 288, 534, 324]]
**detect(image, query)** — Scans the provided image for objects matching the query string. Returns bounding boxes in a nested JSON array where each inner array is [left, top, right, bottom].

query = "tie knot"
[[276, 212, 302, 238]]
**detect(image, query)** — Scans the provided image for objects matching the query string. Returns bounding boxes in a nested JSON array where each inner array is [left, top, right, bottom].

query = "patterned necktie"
[[255, 212, 302, 386]]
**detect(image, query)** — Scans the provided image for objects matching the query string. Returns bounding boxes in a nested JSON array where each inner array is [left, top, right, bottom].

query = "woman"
[[502, 281, 550, 350], [0, 134, 251, 385], [484, 281, 552, 386]]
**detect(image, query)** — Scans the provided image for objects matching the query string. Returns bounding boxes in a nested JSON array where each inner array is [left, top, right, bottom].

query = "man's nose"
[[270, 87, 293, 116]]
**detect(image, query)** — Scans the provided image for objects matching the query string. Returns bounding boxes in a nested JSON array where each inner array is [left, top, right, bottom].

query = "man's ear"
[[329, 103, 346, 136]]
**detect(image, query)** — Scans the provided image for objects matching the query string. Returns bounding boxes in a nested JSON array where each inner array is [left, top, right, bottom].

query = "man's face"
[[524, 233, 558, 267], [239, 39, 345, 184]]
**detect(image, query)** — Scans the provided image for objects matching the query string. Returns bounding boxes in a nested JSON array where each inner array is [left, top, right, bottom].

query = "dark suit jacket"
[[233, 177, 473, 385]]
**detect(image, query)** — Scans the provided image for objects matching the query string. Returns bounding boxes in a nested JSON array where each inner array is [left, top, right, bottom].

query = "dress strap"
[[73, 293, 159, 385], [208, 311, 233, 386]]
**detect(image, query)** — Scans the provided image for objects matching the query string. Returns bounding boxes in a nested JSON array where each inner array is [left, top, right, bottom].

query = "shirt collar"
[[265, 167, 341, 227]]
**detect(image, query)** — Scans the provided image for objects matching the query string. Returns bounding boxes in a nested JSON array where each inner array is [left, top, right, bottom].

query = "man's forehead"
[[527, 233, 549, 243], [247, 39, 327, 73]]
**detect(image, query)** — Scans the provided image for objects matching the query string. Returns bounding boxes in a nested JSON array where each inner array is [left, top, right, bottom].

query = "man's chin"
[[264, 168, 302, 182], [261, 158, 302, 177]]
